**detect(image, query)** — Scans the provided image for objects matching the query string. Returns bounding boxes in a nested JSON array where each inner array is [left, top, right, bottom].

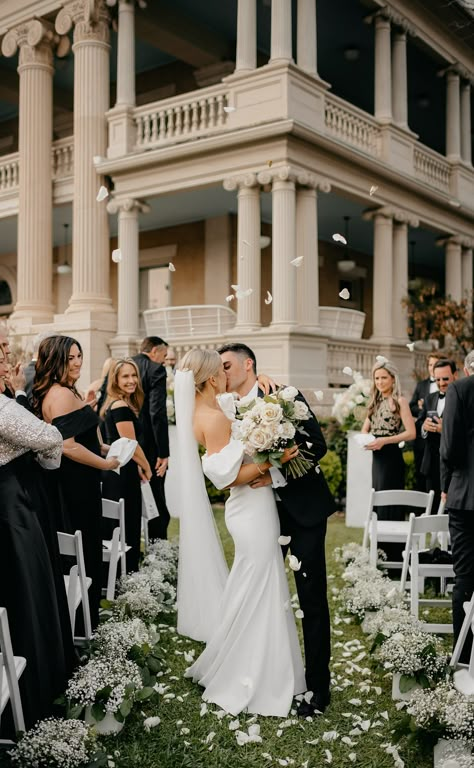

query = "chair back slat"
[[0, 607, 26, 732], [372, 489, 434, 511], [411, 514, 450, 535]]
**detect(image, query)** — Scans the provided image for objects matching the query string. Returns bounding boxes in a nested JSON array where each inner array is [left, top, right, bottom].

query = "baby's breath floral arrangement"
[[232, 386, 313, 479], [375, 629, 448, 692], [65, 656, 145, 723], [142, 538, 179, 583], [406, 681, 474, 742], [332, 370, 371, 429], [340, 570, 404, 621], [334, 541, 367, 566], [8, 718, 106, 768], [365, 605, 424, 641]]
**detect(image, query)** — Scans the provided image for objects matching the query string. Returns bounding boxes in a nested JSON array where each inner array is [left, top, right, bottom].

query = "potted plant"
[[8, 717, 109, 767], [374, 629, 447, 700]]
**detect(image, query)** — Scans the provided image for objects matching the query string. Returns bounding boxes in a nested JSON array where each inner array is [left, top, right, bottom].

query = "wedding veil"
[[173, 369, 229, 642]]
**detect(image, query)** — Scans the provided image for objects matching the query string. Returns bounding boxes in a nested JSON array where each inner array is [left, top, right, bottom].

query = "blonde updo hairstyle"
[[178, 348, 222, 392], [366, 359, 402, 418]]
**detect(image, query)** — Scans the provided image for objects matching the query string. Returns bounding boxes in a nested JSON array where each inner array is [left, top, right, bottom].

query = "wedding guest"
[[133, 336, 170, 539], [23, 332, 56, 400], [101, 358, 152, 572], [440, 350, 474, 661], [409, 352, 443, 491], [165, 347, 177, 372], [218, 342, 336, 717], [32, 335, 120, 628], [0, 344, 69, 731]]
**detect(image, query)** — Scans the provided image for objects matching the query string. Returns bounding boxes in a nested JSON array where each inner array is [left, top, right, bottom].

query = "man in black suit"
[[133, 336, 170, 540], [409, 352, 443, 491], [441, 351, 474, 660], [419, 359, 457, 514], [218, 342, 336, 716]]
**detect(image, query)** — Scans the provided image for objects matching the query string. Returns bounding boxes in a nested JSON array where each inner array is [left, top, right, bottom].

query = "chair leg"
[[410, 545, 419, 619], [451, 595, 474, 668], [369, 513, 378, 568]]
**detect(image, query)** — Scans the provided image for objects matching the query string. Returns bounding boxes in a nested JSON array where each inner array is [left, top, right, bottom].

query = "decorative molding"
[[106, 197, 150, 215], [55, 0, 110, 45], [223, 173, 258, 191], [365, 6, 416, 37], [1, 18, 63, 67], [362, 205, 418, 227]]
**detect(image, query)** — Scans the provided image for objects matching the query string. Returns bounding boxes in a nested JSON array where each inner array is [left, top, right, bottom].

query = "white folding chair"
[[102, 498, 130, 599], [0, 607, 26, 741], [362, 489, 434, 570], [57, 530, 92, 642], [451, 594, 474, 679], [399, 512, 454, 633]]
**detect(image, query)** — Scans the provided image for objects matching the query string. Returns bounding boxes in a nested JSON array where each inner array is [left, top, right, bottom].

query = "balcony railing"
[[319, 307, 366, 339], [324, 93, 381, 158], [52, 137, 74, 179], [143, 304, 237, 339], [0, 151, 19, 192], [134, 83, 230, 151], [414, 145, 450, 193]]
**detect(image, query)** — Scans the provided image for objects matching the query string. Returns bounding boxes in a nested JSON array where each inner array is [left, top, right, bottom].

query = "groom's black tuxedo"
[[258, 386, 334, 701]]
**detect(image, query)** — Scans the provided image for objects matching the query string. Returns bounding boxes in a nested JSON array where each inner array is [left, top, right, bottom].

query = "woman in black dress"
[[0, 345, 67, 730], [32, 336, 120, 629], [100, 359, 152, 572]]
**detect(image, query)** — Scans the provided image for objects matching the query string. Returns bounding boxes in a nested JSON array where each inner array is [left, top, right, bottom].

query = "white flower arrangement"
[[232, 387, 313, 479], [364, 605, 424, 639], [332, 370, 371, 427], [407, 681, 474, 741], [8, 718, 102, 768], [93, 617, 158, 658], [66, 656, 143, 716], [142, 538, 179, 583], [334, 542, 367, 566], [113, 584, 164, 622], [376, 629, 447, 685], [119, 568, 177, 610], [341, 573, 404, 620]]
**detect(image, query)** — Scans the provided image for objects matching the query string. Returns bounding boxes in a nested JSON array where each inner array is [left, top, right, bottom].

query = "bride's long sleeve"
[[202, 440, 245, 490], [0, 395, 63, 467]]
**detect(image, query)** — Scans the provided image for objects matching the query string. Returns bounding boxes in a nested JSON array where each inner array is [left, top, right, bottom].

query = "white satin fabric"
[[173, 370, 229, 642], [185, 442, 306, 717]]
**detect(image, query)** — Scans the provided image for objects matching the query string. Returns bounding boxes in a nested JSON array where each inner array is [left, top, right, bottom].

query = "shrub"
[[319, 449, 343, 499]]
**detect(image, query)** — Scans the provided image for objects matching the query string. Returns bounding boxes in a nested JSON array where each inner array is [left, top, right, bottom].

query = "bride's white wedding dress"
[[184, 439, 306, 717]]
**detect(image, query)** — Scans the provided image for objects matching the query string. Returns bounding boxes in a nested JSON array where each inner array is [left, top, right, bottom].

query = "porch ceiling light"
[[344, 47, 360, 62]]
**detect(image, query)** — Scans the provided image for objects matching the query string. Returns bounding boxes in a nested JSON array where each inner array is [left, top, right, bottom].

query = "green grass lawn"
[[98, 511, 434, 768]]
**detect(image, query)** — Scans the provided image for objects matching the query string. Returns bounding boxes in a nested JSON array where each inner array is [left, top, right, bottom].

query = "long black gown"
[[52, 405, 103, 629], [0, 396, 68, 732], [101, 404, 142, 573]]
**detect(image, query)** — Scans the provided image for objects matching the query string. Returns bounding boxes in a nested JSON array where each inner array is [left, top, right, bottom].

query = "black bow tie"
[[438, 393, 446, 399]]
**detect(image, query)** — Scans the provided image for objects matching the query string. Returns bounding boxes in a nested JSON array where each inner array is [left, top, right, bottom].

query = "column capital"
[[56, 0, 110, 44], [1, 18, 66, 67], [223, 172, 258, 191], [107, 197, 150, 215], [436, 234, 463, 248], [363, 205, 418, 227], [365, 7, 416, 36]]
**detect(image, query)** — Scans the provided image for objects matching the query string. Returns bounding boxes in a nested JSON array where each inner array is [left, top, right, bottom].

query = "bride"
[[175, 348, 305, 717]]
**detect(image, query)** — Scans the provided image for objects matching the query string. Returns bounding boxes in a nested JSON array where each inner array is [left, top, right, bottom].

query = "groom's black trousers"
[[278, 505, 331, 699]]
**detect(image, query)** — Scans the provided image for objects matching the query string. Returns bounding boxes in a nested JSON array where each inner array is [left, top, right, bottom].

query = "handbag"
[[141, 481, 159, 520]]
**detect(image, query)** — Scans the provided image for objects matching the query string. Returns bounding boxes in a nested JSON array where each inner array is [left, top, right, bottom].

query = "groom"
[[218, 342, 335, 716]]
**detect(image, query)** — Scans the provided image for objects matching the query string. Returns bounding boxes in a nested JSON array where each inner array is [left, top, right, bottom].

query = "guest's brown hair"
[[100, 358, 144, 418], [32, 335, 83, 416]]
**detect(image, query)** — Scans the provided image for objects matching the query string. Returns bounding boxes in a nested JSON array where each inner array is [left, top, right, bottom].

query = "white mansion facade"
[[0, 0, 472, 390]]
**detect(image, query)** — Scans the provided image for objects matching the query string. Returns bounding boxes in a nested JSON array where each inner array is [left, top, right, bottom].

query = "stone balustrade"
[[414, 145, 451, 193], [324, 93, 382, 157], [0, 152, 19, 193], [52, 137, 74, 179]]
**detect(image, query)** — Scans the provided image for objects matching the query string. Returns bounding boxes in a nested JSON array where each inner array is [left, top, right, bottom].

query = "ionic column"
[[297, 0, 317, 76], [461, 82, 472, 165], [445, 238, 462, 301], [270, 0, 293, 64], [296, 179, 319, 328], [2, 21, 59, 322], [56, 0, 113, 313], [372, 212, 393, 339], [392, 30, 408, 128], [236, 0, 257, 73], [462, 246, 473, 295], [108, 198, 149, 354], [446, 69, 461, 161], [374, 14, 392, 123], [392, 220, 409, 341], [116, 0, 135, 106], [269, 172, 297, 326]]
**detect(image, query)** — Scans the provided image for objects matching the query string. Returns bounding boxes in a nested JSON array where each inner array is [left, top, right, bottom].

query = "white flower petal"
[[229, 719, 240, 731], [324, 749, 333, 763], [342, 366, 353, 376], [406, 342, 415, 352], [288, 554, 301, 571], [332, 233, 347, 245], [265, 290, 273, 305], [225, 294, 235, 302], [168, 262, 176, 272], [111, 248, 122, 263], [143, 716, 161, 731], [339, 288, 350, 300], [290, 256, 304, 267], [278, 535, 291, 545], [295, 609, 305, 619], [304, 691, 314, 704], [322, 731, 339, 741], [223, 106, 236, 113], [375, 355, 388, 364], [349, 753, 357, 762], [200, 702, 208, 717], [231, 284, 240, 291], [96, 185, 109, 201], [399, 441, 405, 449], [236, 288, 253, 299], [314, 390, 324, 401], [369, 185, 378, 196]]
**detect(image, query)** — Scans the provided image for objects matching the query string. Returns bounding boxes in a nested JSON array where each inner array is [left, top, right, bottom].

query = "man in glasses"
[[419, 358, 457, 513]]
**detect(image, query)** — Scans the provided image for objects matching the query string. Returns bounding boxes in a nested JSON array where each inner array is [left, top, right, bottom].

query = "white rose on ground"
[[260, 402, 283, 423], [280, 386, 298, 401], [247, 426, 274, 451]]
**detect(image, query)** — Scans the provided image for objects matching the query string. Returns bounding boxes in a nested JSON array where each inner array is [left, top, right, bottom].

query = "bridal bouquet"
[[231, 386, 313, 479]]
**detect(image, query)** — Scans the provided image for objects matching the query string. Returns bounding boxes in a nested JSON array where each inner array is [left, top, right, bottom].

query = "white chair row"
[[0, 607, 26, 743]]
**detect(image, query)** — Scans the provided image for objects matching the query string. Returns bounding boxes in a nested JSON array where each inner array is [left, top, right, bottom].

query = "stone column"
[[374, 13, 392, 123], [461, 82, 472, 165], [392, 220, 409, 341], [116, 0, 135, 106], [235, 0, 257, 73], [445, 238, 462, 301], [297, 0, 317, 76], [392, 29, 408, 128], [270, 0, 293, 64], [446, 69, 461, 161], [462, 246, 473, 295], [56, 0, 113, 313], [2, 20, 59, 322], [372, 212, 393, 339], [107, 198, 149, 356], [296, 178, 319, 328]]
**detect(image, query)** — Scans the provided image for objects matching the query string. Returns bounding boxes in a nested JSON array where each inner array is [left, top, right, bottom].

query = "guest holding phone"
[[419, 359, 457, 514]]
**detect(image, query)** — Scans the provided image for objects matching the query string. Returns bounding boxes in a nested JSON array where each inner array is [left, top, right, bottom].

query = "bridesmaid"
[[32, 336, 120, 629], [0, 345, 67, 730], [100, 359, 152, 572]]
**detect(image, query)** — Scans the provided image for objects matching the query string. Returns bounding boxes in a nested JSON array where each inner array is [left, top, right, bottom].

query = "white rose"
[[260, 402, 282, 423], [293, 400, 309, 420], [247, 426, 273, 451], [280, 421, 296, 440], [355, 394, 364, 404], [279, 386, 298, 401]]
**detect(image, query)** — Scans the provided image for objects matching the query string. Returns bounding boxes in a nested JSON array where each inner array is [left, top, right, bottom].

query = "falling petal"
[[290, 256, 304, 267], [225, 295, 235, 302], [399, 441, 405, 449], [375, 355, 388, 364], [223, 106, 236, 113], [314, 390, 324, 401], [342, 366, 353, 376], [96, 185, 109, 202], [288, 554, 301, 571], [231, 284, 240, 291], [406, 342, 415, 352], [265, 291, 273, 305], [339, 288, 350, 300], [111, 248, 122, 263], [92, 155, 102, 165], [267, 160, 273, 167], [295, 609, 304, 619], [236, 288, 254, 299], [332, 233, 347, 245], [369, 185, 378, 196], [169, 262, 176, 272], [278, 535, 291, 545]]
